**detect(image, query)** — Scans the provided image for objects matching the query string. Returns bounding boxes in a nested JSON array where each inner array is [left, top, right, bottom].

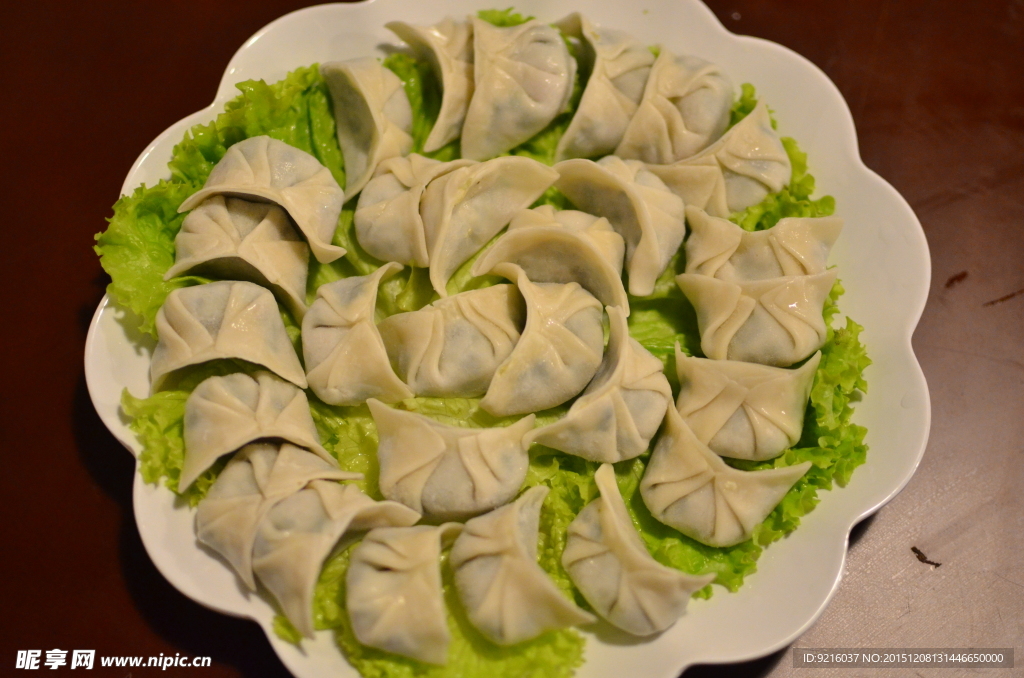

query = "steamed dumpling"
[[616, 49, 733, 164], [481, 265, 605, 417], [177, 136, 346, 264], [647, 101, 791, 215], [553, 13, 655, 161], [563, 464, 714, 635], [471, 204, 629, 314], [386, 17, 474, 152], [369, 399, 535, 520], [554, 155, 685, 297], [150, 281, 306, 391], [685, 206, 843, 281], [527, 306, 670, 463], [165, 196, 309, 319], [640, 407, 811, 547], [347, 523, 462, 665], [354, 154, 474, 267], [461, 17, 576, 160], [321, 57, 414, 201], [378, 284, 525, 397], [676, 270, 837, 367], [450, 486, 596, 644], [421, 156, 557, 296], [301, 262, 413, 406], [181, 371, 333, 489], [252, 480, 421, 638], [195, 442, 359, 589], [675, 346, 820, 461]]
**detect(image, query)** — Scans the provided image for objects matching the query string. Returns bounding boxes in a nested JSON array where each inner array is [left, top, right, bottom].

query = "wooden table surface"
[[3, 1, 1021, 676]]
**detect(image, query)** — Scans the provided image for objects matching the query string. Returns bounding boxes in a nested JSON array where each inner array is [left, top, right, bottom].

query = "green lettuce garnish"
[[477, 8, 534, 26]]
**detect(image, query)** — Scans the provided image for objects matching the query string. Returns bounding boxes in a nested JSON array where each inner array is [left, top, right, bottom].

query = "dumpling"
[[150, 281, 306, 391], [461, 17, 576, 160], [301, 262, 413, 406], [378, 284, 525, 397], [675, 346, 820, 461], [554, 155, 685, 297], [685, 206, 843, 281], [647, 101, 791, 215], [177, 136, 346, 264], [641, 407, 812, 546], [563, 464, 714, 635], [471, 204, 629, 314], [181, 371, 334, 489], [676, 270, 837, 367], [616, 49, 733, 164], [321, 58, 414, 201], [527, 306, 670, 462], [346, 523, 462, 664], [354, 154, 474, 267], [481, 265, 604, 417], [386, 17, 474, 152], [369, 398, 535, 520], [165, 196, 309, 319], [450, 486, 595, 644], [421, 156, 557, 296], [640, 158, 727, 217], [553, 13, 655, 161], [195, 442, 360, 589], [252, 480, 421, 638]]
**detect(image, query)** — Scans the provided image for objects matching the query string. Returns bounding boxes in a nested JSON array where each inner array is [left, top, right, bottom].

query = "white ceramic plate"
[[85, 1, 931, 675]]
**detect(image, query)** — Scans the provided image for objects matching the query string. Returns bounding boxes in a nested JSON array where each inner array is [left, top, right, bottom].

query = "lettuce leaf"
[[477, 8, 534, 27]]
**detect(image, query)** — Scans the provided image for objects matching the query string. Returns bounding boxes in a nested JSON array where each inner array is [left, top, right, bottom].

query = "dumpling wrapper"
[[177, 135, 346, 264], [321, 57, 414, 201], [527, 306, 670, 462], [553, 12, 655, 161], [196, 442, 359, 589], [685, 206, 843, 281], [641, 407, 811, 547], [181, 371, 333, 490], [369, 398, 534, 520], [616, 49, 733, 164], [378, 284, 525, 397], [554, 155, 685, 297], [165, 196, 309, 319], [150, 281, 306, 392], [676, 269, 837, 367], [347, 523, 462, 665], [471, 204, 629, 315], [421, 156, 557, 297], [647, 100, 791, 216], [461, 17, 576, 160], [563, 464, 714, 635], [301, 262, 414, 406], [386, 17, 474, 152], [481, 264, 605, 417], [252, 480, 421, 638], [355, 154, 474, 267], [450, 486, 596, 645], [675, 346, 821, 461]]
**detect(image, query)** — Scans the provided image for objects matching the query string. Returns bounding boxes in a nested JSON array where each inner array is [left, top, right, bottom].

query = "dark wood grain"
[[1, 1, 1020, 676]]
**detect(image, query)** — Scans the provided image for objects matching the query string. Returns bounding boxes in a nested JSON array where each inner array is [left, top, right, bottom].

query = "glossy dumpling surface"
[[177, 136, 346, 264], [450, 486, 595, 644], [301, 262, 413, 406], [369, 399, 534, 520], [150, 281, 306, 391], [461, 17, 576, 160], [527, 306, 670, 462], [347, 523, 462, 664], [563, 464, 714, 635], [675, 347, 820, 461], [378, 284, 525, 397], [676, 270, 837, 366], [321, 57, 414, 201]]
